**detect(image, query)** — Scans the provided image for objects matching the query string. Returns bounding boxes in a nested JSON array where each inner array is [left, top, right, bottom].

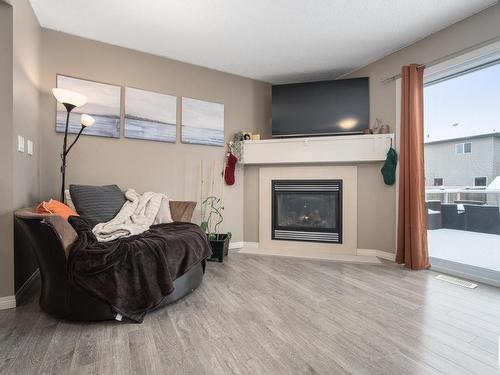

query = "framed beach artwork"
[[124, 87, 177, 142], [55, 75, 121, 138], [181, 97, 224, 147]]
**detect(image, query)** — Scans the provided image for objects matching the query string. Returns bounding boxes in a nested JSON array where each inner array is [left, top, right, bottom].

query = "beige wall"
[[12, 0, 41, 292], [39, 30, 271, 243], [0, 1, 14, 298], [13, 0, 40, 209], [243, 166, 260, 242]]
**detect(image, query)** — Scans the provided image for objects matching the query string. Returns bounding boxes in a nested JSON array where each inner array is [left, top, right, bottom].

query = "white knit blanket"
[[93, 189, 165, 242]]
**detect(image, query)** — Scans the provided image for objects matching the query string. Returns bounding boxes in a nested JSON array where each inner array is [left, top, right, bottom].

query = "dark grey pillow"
[[69, 184, 126, 227]]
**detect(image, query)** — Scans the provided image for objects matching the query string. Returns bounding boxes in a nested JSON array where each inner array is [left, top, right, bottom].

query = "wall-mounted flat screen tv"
[[272, 77, 369, 138]]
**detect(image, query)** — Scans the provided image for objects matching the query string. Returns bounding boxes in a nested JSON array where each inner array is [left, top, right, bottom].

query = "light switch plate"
[[27, 140, 33, 155], [17, 136, 25, 153]]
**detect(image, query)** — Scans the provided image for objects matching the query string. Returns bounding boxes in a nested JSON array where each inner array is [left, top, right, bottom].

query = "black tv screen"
[[272, 77, 369, 137]]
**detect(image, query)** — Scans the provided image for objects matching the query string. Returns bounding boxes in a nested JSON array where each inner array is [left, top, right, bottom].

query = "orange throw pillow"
[[36, 199, 78, 220]]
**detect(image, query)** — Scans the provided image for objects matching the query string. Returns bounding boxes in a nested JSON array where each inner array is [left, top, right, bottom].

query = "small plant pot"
[[207, 233, 230, 263]]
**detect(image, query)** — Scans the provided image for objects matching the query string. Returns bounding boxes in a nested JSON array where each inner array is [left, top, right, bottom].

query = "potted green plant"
[[200, 196, 231, 262], [199, 160, 231, 262]]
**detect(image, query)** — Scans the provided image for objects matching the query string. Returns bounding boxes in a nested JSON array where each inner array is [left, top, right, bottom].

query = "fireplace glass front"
[[272, 180, 342, 243]]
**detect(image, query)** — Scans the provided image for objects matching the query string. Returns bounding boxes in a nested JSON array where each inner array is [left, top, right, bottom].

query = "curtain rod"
[[381, 35, 500, 84]]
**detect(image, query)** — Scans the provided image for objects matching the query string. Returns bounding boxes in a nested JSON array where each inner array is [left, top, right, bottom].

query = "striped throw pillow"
[[69, 184, 126, 227]]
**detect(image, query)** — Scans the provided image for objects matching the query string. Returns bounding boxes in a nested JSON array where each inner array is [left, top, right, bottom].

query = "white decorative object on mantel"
[[242, 133, 394, 165]]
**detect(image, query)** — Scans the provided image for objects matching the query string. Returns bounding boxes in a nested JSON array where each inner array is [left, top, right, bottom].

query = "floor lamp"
[[52, 88, 94, 202]]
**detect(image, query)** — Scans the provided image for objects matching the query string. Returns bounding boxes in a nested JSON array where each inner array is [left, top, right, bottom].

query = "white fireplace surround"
[[258, 166, 358, 258]]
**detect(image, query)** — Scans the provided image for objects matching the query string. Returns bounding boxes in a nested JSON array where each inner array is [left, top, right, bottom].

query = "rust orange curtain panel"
[[396, 64, 430, 270]]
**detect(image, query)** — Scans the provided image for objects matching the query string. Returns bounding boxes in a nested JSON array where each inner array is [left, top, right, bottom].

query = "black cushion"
[[69, 184, 125, 227]]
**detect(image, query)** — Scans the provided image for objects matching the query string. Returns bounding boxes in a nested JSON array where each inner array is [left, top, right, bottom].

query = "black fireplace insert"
[[271, 180, 342, 243]]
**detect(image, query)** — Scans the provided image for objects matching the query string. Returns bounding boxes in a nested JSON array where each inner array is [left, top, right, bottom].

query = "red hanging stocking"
[[224, 152, 238, 185]]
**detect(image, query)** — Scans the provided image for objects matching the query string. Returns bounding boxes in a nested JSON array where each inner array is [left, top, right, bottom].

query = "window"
[[455, 142, 472, 154], [433, 178, 444, 186], [474, 177, 487, 187]]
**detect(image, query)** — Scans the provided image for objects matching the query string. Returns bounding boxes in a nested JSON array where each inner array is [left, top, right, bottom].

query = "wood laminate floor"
[[1, 253, 500, 375]]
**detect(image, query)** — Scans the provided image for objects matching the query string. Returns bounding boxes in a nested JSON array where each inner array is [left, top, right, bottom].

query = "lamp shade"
[[52, 88, 87, 108], [80, 114, 95, 127]]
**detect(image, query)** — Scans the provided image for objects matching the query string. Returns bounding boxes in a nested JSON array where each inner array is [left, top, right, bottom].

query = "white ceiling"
[[30, 0, 497, 84]]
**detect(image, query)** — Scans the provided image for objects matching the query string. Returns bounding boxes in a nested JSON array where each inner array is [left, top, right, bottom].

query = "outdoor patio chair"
[[464, 205, 500, 235], [427, 209, 442, 230], [441, 203, 465, 230], [426, 200, 442, 211]]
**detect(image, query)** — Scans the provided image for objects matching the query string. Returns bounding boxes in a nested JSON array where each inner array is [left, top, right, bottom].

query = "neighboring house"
[[424, 132, 500, 187]]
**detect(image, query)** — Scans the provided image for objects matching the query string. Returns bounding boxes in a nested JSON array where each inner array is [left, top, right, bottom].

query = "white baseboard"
[[231, 244, 395, 262], [239, 247, 381, 264], [229, 241, 244, 250], [357, 248, 396, 261], [229, 241, 260, 250], [243, 242, 259, 248], [0, 295, 16, 310]]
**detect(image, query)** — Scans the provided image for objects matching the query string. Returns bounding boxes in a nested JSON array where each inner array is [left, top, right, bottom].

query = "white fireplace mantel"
[[242, 134, 394, 165]]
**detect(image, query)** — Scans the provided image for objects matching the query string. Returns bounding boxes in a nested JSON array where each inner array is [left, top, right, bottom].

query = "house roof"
[[424, 132, 500, 145]]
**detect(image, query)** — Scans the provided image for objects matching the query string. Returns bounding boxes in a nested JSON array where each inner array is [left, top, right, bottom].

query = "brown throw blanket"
[[68, 216, 211, 323]]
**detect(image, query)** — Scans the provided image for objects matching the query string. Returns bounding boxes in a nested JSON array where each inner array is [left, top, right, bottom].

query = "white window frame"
[[455, 142, 472, 154], [473, 176, 487, 187], [433, 177, 444, 186], [424, 41, 500, 85], [464, 142, 472, 154]]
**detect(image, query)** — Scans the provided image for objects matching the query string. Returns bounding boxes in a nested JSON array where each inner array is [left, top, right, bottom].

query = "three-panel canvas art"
[[55, 74, 225, 146]]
